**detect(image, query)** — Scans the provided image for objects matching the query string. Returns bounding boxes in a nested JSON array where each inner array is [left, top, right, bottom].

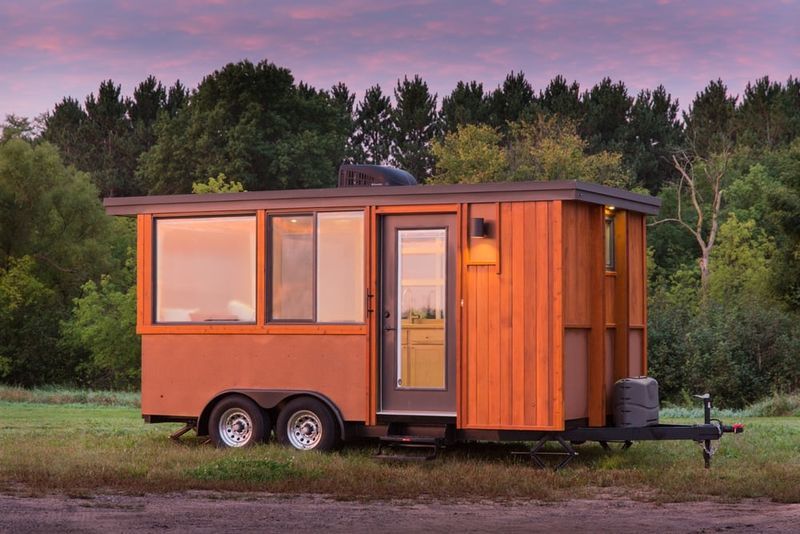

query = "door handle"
[[383, 325, 396, 332]]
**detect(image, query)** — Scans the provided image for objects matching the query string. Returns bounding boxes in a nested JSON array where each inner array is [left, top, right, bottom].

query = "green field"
[[0, 401, 798, 502]]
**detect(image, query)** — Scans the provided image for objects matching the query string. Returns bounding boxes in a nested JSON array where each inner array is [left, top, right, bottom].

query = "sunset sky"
[[1, 0, 798, 121]]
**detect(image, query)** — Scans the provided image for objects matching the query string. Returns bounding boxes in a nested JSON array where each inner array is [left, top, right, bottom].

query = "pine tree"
[[440, 80, 490, 133], [683, 79, 737, 155], [488, 71, 536, 131], [350, 85, 394, 165], [392, 75, 438, 180], [581, 77, 632, 154], [539, 75, 583, 123]]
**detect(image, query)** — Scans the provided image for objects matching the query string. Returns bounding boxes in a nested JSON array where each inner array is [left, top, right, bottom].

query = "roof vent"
[[338, 164, 417, 187]]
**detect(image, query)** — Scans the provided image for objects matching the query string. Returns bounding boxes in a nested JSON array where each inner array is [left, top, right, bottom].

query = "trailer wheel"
[[276, 397, 339, 452], [209, 395, 270, 448]]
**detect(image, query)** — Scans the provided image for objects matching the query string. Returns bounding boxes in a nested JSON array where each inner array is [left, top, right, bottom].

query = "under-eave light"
[[470, 217, 486, 238]]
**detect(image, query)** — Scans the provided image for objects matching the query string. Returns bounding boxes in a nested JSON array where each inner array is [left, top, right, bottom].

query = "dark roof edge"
[[104, 180, 661, 216]]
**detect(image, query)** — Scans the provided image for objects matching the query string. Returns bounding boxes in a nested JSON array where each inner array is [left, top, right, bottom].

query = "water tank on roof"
[[338, 164, 418, 187]]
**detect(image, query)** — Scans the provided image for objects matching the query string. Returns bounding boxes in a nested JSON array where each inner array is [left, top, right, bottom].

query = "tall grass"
[[661, 393, 800, 418], [0, 385, 140, 407]]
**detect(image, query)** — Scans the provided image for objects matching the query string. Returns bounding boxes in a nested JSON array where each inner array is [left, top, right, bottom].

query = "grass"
[[0, 385, 139, 407], [0, 401, 798, 502]]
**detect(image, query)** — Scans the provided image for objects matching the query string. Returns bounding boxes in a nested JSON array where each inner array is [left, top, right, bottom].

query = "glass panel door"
[[396, 229, 446, 389], [380, 214, 456, 414]]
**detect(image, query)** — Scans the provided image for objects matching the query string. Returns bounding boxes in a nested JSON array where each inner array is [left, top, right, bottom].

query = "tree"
[[0, 256, 62, 385], [350, 85, 394, 165], [652, 145, 732, 293], [737, 76, 789, 149], [538, 75, 583, 123], [42, 97, 89, 164], [708, 214, 775, 305], [430, 124, 507, 184], [488, 71, 536, 131], [138, 59, 347, 193], [683, 79, 737, 156], [82, 80, 141, 196], [0, 139, 131, 386], [440, 81, 490, 133], [330, 82, 356, 163], [581, 77, 632, 154], [61, 252, 139, 389], [165, 80, 189, 118], [128, 75, 166, 127], [1, 115, 37, 143], [506, 116, 629, 187], [191, 173, 245, 194], [392, 75, 438, 181], [624, 85, 683, 193]]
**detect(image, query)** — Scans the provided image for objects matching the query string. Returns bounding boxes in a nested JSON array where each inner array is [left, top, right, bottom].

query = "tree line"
[[2, 58, 799, 406]]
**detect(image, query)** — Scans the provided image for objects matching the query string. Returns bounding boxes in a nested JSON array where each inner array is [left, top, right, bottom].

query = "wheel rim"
[[286, 410, 323, 450], [218, 408, 253, 447]]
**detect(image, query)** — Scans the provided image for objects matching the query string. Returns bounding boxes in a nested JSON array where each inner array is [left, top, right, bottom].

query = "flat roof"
[[104, 180, 661, 216]]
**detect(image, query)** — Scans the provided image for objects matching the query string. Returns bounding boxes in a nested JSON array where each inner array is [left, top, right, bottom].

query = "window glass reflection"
[[155, 216, 256, 323]]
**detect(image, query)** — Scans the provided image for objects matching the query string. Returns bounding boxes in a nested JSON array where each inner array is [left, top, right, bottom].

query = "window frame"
[[152, 213, 259, 326], [136, 209, 368, 336], [267, 209, 367, 325], [604, 212, 616, 272]]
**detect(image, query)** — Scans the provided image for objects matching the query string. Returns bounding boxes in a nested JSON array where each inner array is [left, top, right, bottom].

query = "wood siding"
[[562, 202, 606, 425], [605, 210, 648, 413], [460, 201, 564, 430]]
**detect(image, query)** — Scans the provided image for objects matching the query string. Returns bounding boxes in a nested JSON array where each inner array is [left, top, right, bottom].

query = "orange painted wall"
[[141, 334, 367, 421], [460, 201, 564, 430]]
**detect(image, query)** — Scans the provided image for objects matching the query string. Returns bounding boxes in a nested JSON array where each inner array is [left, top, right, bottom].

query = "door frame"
[[368, 205, 462, 423]]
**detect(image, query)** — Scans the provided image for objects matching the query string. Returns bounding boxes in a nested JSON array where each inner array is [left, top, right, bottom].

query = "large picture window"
[[155, 216, 256, 323], [270, 211, 364, 323]]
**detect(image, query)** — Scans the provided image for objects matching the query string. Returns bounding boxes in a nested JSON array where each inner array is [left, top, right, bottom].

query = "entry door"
[[380, 214, 456, 414]]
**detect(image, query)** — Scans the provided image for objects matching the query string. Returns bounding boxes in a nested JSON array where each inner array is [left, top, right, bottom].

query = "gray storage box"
[[613, 377, 659, 427]]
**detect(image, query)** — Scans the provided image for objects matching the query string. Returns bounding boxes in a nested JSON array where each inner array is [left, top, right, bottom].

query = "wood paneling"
[[613, 210, 629, 381], [604, 273, 616, 325], [628, 212, 645, 327], [461, 201, 564, 430], [563, 203, 593, 327], [564, 329, 589, 420], [466, 203, 500, 266], [562, 202, 606, 426], [627, 212, 647, 376]]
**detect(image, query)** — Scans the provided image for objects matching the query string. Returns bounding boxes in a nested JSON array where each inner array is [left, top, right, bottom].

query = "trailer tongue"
[[513, 393, 744, 470]]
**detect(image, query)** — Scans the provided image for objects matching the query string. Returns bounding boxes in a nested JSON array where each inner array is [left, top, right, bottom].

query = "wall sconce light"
[[470, 217, 487, 238]]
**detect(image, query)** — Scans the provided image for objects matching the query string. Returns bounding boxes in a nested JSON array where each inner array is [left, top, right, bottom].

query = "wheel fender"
[[198, 389, 346, 440]]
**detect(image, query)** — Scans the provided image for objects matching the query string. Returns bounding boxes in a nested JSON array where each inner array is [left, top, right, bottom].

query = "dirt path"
[[1, 492, 798, 533]]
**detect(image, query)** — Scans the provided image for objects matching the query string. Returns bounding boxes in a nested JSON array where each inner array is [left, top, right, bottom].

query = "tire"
[[276, 397, 339, 452], [208, 395, 270, 448]]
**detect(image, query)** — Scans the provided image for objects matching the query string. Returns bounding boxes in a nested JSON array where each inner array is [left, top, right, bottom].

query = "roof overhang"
[[103, 180, 661, 216]]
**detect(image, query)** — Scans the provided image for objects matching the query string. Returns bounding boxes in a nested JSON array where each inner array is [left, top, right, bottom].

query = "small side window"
[[604, 212, 616, 271]]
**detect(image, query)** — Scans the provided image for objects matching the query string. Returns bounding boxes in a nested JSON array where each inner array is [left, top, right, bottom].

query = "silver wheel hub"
[[218, 408, 253, 447], [287, 410, 322, 450]]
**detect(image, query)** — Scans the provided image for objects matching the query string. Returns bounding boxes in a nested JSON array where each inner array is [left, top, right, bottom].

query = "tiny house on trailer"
[[105, 166, 738, 464]]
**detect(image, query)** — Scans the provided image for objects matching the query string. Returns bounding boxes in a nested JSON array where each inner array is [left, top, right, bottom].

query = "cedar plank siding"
[[460, 201, 564, 430]]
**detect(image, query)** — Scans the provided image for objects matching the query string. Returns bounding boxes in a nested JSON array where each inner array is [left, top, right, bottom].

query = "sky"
[[1, 0, 798, 121]]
